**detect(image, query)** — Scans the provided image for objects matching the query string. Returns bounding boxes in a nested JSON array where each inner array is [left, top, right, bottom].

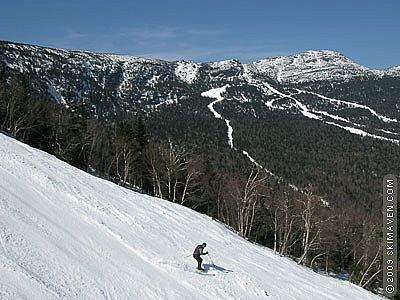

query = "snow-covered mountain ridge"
[[1, 41, 398, 93], [243, 50, 397, 83], [1, 40, 399, 117], [0, 133, 384, 299]]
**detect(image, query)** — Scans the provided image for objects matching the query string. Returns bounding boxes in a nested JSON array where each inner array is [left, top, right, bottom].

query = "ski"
[[193, 269, 215, 276]]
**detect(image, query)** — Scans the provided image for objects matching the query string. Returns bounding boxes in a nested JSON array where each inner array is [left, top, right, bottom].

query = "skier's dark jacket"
[[193, 244, 207, 257]]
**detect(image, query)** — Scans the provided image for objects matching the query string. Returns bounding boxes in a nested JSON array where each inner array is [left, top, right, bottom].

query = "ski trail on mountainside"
[[202, 86, 234, 149], [202, 86, 278, 179], [296, 89, 398, 123], [243, 74, 399, 144]]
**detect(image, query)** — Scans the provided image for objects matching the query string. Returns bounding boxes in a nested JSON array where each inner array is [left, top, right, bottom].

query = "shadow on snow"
[[203, 263, 234, 273]]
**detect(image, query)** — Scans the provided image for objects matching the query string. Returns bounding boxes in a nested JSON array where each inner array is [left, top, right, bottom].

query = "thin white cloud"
[[117, 27, 179, 40], [67, 32, 88, 39], [45, 26, 291, 63], [139, 46, 290, 63]]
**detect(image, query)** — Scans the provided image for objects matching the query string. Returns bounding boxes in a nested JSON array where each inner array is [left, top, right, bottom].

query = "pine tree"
[[133, 114, 149, 149]]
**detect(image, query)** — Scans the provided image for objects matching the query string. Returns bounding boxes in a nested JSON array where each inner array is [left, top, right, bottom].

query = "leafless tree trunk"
[[229, 167, 267, 238], [279, 192, 297, 256], [297, 187, 321, 265], [310, 252, 326, 271], [359, 245, 382, 287], [348, 220, 383, 289], [122, 143, 133, 184], [180, 157, 201, 205], [267, 203, 279, 254], [146, 143, 164, 198], [163, 140, 187, 202]]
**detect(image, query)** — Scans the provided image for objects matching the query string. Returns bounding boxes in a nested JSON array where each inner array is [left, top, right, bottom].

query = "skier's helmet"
[[202, 242, 207, 247]]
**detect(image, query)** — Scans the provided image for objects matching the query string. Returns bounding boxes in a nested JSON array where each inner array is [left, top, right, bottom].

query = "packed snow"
[[0, 133, 384, 300]]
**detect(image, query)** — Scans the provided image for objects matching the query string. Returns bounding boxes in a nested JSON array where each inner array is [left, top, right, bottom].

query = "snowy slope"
[[0, 134, 383, 300]]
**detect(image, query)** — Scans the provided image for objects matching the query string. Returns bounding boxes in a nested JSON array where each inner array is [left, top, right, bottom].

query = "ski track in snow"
[[0, 133, 384, 299]]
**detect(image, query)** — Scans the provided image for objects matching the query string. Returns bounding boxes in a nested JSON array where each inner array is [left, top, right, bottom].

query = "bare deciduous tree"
[[162, 140, 187, 202], [297, 186, 323, 265], [349, 219, 383, 289], [226, 167, 267, 238], [180, 155, 201, 205], [146, 142, 164, 198]]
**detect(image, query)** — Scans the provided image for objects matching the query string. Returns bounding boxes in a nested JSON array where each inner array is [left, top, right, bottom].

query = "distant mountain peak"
[[244, 49, 377, 83]]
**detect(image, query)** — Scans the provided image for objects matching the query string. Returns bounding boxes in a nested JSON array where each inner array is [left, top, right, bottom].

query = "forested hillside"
[[1, 41, 399, 294]]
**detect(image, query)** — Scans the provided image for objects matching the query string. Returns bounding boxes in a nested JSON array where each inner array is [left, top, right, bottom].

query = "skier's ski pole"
[[208, 253, 215, 267]]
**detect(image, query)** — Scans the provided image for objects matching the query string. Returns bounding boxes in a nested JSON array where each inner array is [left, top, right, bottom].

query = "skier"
[[193, 242, 208, 270]]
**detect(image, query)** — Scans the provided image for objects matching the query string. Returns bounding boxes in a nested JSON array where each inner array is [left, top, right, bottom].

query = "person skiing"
[[193, 242, 208, 270]]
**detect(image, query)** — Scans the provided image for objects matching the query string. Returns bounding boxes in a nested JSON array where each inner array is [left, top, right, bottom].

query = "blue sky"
[[1, 0, 399, 68]]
